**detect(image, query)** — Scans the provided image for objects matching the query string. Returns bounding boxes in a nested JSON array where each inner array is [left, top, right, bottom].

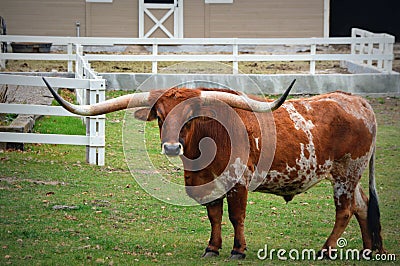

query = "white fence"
[[0, 42, 106, 165], [0, 28, 395, 165], [0, 28, 395, 75], [351, 28, 395, 71]]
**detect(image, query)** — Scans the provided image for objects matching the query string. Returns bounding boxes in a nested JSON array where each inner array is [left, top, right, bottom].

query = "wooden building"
[[2, 0, 329, 38]]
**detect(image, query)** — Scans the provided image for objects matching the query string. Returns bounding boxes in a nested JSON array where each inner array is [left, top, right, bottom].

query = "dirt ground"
[[368, 97, 400, 127]]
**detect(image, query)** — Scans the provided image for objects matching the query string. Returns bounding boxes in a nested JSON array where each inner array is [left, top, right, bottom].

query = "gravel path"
[[1, 84, 53, 105]]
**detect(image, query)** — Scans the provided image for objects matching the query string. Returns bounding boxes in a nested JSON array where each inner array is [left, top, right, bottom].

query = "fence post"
[[96, 76, 106, 165], [0, 46, 4, 69], [75, 44, 85, 105], [75, 44, 83, 79], [310, 43, 316, 75], [152, 43, 158, 74], [377, 41, 384, 69], [383, 37, 394, 73], [366, 41, 373, 67], [74, 41, 106, 166], [351, 28, 356, 53], [233, 41, 239, 74], [358, 41, 365, 65], [67, 43, 73, 72], [351, 28, 359, 62], [86, 79, 106, 166]]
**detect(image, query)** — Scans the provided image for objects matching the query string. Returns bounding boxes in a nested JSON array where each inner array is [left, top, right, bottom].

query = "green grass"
[[0, 92, 398, 265], [33, 116, 86, 135]]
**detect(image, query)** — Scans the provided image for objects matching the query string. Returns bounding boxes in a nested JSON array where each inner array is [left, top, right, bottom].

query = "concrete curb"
[[101, 72, 400, 97]]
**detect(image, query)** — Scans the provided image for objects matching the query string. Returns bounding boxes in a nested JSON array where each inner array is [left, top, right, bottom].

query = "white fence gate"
[[351, 28, 394, 71]]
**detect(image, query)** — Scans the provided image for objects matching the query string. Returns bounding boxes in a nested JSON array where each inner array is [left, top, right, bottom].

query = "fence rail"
[[0, 34, 393, 45], [0, 28, 395, 74]]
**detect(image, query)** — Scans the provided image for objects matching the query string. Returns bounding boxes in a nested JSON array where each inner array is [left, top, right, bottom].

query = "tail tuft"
[[367, 146, 384, 252]]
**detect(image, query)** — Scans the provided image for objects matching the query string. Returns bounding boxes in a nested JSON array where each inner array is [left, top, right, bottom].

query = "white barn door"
[[139, 0, 183, 38]]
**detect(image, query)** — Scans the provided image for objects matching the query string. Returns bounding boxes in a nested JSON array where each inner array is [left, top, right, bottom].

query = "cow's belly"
[[255, 170, 331, 196], [210, 157, 333, 202], [252, 160, 333, 200]]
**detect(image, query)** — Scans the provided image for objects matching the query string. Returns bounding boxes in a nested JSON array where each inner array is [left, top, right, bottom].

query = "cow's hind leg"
[[227, 185, 248, 259], [321, 178, 357, 257], [202, 199, 223, 258], [353, 184, 373, 251]]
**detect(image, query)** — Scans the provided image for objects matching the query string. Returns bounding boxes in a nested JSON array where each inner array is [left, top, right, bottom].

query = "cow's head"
[[133, 87, 257, 158], [43, 77, 295, 158], [133, 88, 205, 157]]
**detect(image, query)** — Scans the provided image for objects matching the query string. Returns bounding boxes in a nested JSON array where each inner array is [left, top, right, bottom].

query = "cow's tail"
[[367, 145, 384, 252]]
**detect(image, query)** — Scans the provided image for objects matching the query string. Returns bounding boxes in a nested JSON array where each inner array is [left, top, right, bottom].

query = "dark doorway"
[[144, 0, 174, 3], [330, 0, 399, 39]]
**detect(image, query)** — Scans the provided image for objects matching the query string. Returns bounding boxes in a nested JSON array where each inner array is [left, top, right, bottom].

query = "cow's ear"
[[134, 107, 157, 121]]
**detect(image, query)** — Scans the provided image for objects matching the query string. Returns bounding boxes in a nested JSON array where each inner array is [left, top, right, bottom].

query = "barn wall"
[[204, 0, 324, 38], [1, 0, 85, 36], [1, 0, 324, 38], [184, 0, 206, 38], [86, 0, 138, 37]]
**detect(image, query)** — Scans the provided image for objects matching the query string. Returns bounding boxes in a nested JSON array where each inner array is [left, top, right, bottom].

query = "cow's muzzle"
[[161, 142, 184, 156]]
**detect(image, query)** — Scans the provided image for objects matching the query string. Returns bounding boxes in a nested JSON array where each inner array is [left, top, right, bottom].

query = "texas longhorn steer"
[[42, 78, 384, 259]]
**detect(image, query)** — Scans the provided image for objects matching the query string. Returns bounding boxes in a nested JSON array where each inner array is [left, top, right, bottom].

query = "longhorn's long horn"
[[200, 79, 295, 112], [42, 77, 150, 116]]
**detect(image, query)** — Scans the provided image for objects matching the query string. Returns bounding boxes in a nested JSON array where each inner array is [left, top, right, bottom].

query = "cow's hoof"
[[229, 250, 246, 260], [202, 248, 219, 258]]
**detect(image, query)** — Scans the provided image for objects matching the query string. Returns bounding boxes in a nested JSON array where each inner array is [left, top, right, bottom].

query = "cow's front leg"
[[227, 185, 248, 259], [202, 198, 223, 257]]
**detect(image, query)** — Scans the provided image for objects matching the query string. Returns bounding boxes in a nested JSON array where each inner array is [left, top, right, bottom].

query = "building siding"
[[87, 0, 138, 37], [2, 0, 85, 36], [1, 0, 324, 38], [204, 0, 324, 38], [184, 0, 206, 38]]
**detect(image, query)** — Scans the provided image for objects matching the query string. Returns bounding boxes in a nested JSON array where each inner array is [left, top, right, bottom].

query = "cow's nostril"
[[162, 142, 183, 156]]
